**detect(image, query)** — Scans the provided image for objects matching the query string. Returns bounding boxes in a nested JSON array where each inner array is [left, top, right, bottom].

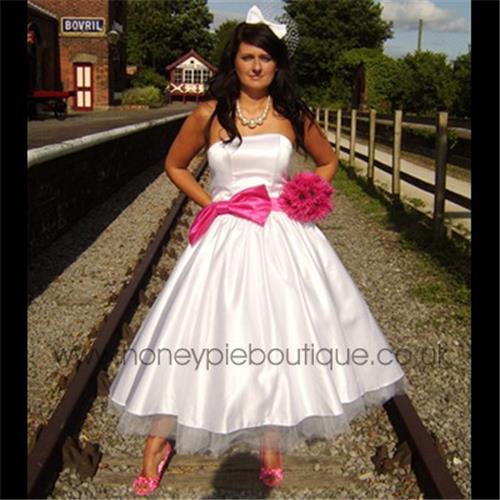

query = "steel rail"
[[384, 395, 463, 498]]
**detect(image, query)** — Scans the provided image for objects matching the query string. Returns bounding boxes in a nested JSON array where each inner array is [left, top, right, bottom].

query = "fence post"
[[433, 111, 448, 239], [316, 107, 320, 124], [392, 110, 402, 200], [368, 108, 376, 187], [336, 109, 342, 156], [324, 108, 329, 136], [349, 108, 357, 167]]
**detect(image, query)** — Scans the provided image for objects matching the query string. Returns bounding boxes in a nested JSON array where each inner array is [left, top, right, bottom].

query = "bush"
[[130, 67, 168, 93], [121, 86, 162, 107], [302, 85, 349, 110]]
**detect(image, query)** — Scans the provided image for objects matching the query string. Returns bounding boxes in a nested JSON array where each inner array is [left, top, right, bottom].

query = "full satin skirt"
[[108, 212, 410, 456]]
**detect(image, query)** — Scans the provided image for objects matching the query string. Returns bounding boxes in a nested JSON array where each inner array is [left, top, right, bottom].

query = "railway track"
[[28, 154, 464, 499]]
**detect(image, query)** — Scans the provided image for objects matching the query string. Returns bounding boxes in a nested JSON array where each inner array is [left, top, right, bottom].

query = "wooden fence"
[[314, 107, 471, 241]]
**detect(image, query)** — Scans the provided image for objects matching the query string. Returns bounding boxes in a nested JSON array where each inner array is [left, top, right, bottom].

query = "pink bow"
[[188, 184, 282, 245]]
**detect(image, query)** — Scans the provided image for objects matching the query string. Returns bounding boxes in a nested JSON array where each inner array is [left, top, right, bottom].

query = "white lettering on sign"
[[62, 18, 104, 33]]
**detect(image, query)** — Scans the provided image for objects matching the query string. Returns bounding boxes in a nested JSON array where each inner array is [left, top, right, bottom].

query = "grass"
[[403, 196, 426, 209], [333, 160, 471, 316]]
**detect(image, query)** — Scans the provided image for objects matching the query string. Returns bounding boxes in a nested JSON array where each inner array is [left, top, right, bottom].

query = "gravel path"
[[28, 154, 203, 445], [29, 147, 469, 499]]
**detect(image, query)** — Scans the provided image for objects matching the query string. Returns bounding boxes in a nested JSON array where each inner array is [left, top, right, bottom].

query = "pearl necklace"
[[236, 95, 271, 129]]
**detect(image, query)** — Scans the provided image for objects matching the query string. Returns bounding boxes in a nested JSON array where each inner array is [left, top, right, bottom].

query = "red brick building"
[[28, 0, 127, 111], [27, 2, 61, 93]]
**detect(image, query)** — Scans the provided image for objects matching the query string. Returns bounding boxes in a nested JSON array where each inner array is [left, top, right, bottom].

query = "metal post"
[[316, 107, 320, 124], [368, 108, 376, 186], [324, 108, 329, 136], [336, 109, 342, 156], [433, 111, 448, 239], [349, 108, 357, 167], [417, 19, 423, 52], [392, 110, 402, 200]]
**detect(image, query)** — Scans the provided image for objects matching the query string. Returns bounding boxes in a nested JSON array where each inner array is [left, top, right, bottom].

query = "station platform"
[[28, 102, 197, 149]]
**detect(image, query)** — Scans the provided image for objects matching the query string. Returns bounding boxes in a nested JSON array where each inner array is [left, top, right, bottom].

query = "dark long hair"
[[205, 22, 316, 156]]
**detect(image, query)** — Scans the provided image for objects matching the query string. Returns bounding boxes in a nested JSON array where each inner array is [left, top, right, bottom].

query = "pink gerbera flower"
[[278, 171, 335, 223]]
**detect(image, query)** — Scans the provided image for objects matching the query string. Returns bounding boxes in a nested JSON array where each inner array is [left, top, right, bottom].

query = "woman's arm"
[[164, 102, 215, 208], [303, 117, 338, 183]]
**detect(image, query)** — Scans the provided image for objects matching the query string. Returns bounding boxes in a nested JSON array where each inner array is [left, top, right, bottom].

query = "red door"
[[73, 63, 93, 111]]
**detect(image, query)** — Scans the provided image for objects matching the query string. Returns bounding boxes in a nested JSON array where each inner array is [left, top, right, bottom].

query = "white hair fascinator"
[[245, 4, 300, 58], [246, 5, 287, 39]]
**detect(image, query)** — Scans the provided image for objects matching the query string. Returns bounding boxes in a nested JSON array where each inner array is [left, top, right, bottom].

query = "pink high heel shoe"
[[259, 445, 284, 487], [132, 439, 173, 496]]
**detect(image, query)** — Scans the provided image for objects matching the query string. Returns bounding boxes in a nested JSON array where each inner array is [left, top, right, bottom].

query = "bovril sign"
[[61, 17, 106, 37]]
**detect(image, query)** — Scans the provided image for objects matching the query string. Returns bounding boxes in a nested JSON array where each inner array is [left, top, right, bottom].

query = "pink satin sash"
[[188, 184, 283, 245]]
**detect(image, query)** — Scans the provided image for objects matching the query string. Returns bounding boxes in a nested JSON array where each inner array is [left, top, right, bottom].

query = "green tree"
[[283, 0, 394, 99], [127, 0, 215, 76], [391, 58, 414, 111], [452, 52, 470, 117], [210, 19, 240, 66], [399, 51, 459, 114]]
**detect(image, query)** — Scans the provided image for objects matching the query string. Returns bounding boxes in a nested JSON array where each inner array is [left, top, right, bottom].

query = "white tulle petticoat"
[[107, 375, 410, 457]]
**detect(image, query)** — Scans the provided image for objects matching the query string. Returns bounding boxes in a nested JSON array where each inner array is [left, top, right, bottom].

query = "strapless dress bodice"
[[207, 133, 293, 202]]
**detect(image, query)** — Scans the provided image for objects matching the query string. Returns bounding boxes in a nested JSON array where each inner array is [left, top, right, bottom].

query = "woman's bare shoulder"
[[191, 99, 217, 120]]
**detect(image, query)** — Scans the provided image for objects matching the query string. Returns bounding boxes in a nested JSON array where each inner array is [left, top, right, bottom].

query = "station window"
[[202, 69, 210, 82], [193, 69, 201, 83], [174, 68, 182, 83], [184, 69, 193, 83]]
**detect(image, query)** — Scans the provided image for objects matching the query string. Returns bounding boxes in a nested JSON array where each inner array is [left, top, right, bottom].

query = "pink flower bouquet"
[[277, 171, 335, 223]]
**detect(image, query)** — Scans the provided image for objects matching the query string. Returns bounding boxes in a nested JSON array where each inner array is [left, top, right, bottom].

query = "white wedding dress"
[[107, 133, 410, 456]]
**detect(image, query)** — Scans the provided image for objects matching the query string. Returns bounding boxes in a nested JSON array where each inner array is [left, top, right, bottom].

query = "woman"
[[108, 6, 410, 496]]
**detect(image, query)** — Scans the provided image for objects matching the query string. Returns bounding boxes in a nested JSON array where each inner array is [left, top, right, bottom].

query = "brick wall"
[[34, 0, 112, 109], [60, 38, 109, 108], [34, 0, 107, 17]]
